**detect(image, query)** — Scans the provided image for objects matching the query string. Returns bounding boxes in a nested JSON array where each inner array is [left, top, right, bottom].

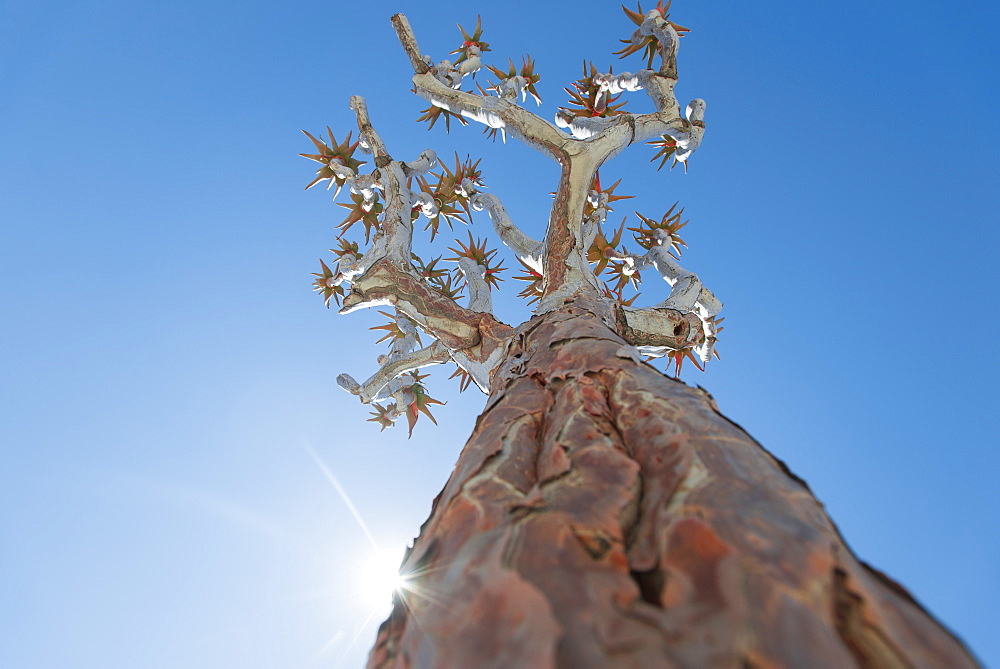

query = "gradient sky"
[[2, 0, 998, 666]]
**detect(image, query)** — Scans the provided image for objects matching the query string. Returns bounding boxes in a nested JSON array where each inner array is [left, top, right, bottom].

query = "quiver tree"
[[303, 4, 978, 667]]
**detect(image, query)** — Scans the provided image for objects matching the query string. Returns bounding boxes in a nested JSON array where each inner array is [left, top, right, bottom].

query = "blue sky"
[[2, 0, 998, 666]]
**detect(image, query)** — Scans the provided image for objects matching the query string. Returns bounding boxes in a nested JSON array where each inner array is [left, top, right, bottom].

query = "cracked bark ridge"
[[368, 301, 978, 668]]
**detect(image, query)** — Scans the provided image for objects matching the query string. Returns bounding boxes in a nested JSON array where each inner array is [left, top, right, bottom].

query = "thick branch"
[[649, 12, 680, 78], [617, 305, 703, 349], [342, 257, 515, 365], [402, 149, 437, 178], [538, 153, 604, 308], [636, 71, 680, 117], [457, 257, 493, 314], [390, 13, 431, 74], [342, 258, 484, 349], [471, 192, 543, 271], [349, 96, 414, 262], [338, 341, 451, 404], [602, 239, 722, 360], [630, 246, 721, 319], [391, 14, 569, 161]]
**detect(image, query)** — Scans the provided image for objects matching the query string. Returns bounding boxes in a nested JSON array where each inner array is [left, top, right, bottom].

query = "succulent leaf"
[[446, 231, 506, 289], [416, 104, 470, 132], [370, 310, 422, 347], [648, 134, 679, 171], [559, 62, 628, 119], [512, 257, 544, 305], [300, 128, 366, 193], [450, 16, 491, 64], [628, 203, 688, 255], [311, 258, 344, 308], [336, 193, 383, 243], [614, 1, 690, 70]]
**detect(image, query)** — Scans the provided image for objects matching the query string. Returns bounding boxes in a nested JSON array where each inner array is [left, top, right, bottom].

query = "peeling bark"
[[368, 300, 978, 668]]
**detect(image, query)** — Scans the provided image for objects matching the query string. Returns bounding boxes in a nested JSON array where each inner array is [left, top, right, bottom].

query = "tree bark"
[[367, 300, 979, 668]]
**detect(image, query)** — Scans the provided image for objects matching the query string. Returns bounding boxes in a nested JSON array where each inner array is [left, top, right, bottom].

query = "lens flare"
[[356, 548, 406, 615]]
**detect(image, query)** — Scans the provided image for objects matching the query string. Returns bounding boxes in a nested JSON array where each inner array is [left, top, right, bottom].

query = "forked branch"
[[391, 14, 568, 160]]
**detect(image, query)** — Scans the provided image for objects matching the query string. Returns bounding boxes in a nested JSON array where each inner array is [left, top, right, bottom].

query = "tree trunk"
[[367, 301, 979, 668]]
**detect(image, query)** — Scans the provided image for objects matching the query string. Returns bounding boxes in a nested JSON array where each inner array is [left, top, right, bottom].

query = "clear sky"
[[2, 0, 998, 666]]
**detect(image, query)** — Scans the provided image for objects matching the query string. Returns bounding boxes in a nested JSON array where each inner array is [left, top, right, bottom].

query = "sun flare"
[[356, 548, 406, 614]]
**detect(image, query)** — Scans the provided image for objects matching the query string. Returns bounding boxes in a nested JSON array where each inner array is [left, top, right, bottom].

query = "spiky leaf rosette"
[[708, 315, 725, 341], [614, 1, 690, 70], [370, 310, 422, 348], [416, 104, 469, 133], [479, 123, 505, 143], [437, 154, 484, 218], [559, 62, 629, 119], [402, 371, 445, 437], [430, 271, 465, 300], [413, 252, 465, 299], [413, 174, 468, 241], [311, 258, 344, 308], [485, 56, 542, 105], [587, 217, 643, 298], [606, 257, 642, 294], [450, 16, 491, 64], [584, 173, 634, 219], [512, 257, 544, 305], [629, 203, 688, 256], [367, 403, 398, 431], [300, 128, 366, 193], [337, 192, 383, 243], [587, 217, 627, 277], [440, 152, 484, 198], [447, 231, 506, 289], [649, 134, 679, 170], [331, 239, 361, 259], [411, 254, 450, 282]]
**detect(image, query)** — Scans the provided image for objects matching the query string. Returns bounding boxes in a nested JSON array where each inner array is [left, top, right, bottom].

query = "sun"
[[355, 548, 406, 615]]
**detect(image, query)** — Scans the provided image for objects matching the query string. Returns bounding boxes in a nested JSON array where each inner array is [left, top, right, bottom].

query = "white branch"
[[554, 112, 618, 140], [457, 257, 493, 314], [668, 99, 706, 170], [337, 341, 451, 404], [391, 14, 569, 161], [402, 149, 438, 177], [348, 95, 416, 265], [623, 238, 721, 361], [471, 192, 543, 273]]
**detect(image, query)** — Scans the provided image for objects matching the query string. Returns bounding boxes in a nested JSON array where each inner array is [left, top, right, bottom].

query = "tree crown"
[[303, 4, 722, 434]]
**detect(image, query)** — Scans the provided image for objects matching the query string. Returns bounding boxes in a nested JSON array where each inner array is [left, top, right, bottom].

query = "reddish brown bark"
[[367, 301, 979, 668]]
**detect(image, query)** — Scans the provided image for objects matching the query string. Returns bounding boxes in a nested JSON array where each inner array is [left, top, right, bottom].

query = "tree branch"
[[605, 238, 721, 360], [471, 192, 543, 271], [342, 258, 482, 348], [349, 96, 414, 261], [617, 305, 703, 349], [538, 153, 605, 308], [390, 13, 431, 74], [457, 257, 493, 314], [402, 149, 438, 178], [338, 341, 452, 404], [391, 13, 570, 161]]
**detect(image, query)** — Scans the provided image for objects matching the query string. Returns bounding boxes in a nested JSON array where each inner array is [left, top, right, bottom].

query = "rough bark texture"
[[367, 301, 978, 668]]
